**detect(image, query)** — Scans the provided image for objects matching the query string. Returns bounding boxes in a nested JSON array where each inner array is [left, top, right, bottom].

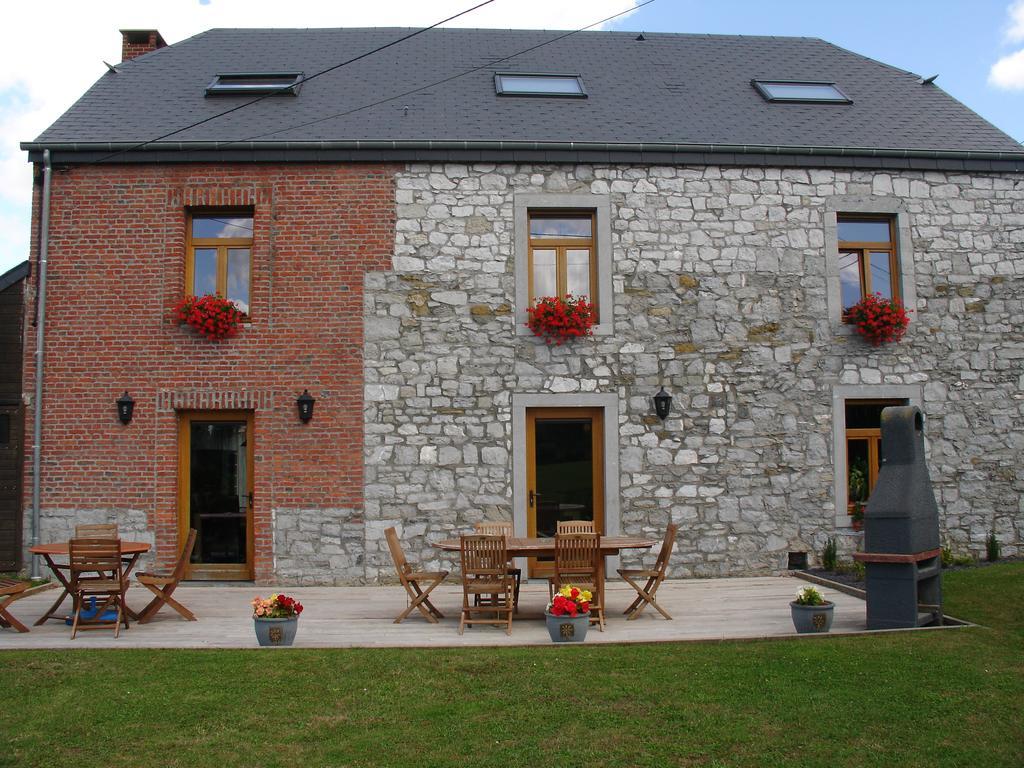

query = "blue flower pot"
[[790, 601, 834, 633], [254, 616, 298, 647], [545, 612, 589, 643]]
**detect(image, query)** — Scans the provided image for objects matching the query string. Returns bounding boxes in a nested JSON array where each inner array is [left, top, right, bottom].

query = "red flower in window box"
[[526, 294, 596, 346], [845, 293, 911, 346], [173, 294, 245, 342]]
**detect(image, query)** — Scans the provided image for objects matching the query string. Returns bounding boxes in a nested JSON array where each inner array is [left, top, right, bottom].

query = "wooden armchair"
[[384, 527, 448, 624], [618, 523, 677, 620], [554, 532, 604, 631], [0, 579, 30, 633], [459, 534, 514, 635], [475, 521, 521, 611], [69, 538, 129, 638], [136, 528, 197, 623]]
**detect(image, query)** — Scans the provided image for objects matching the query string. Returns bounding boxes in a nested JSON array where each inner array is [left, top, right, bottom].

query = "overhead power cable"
[[217, 0, 657, 149], [84, 0, 495, 165]]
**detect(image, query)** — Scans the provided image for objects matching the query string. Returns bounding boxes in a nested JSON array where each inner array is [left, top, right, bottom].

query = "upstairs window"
[[838, 216, 899, 315], [528, 212, 597, 317], [495, 73, 587, 98], [186, 212, 253, 315], [206, 73, 303, 96], [752, 80, 851, 103]]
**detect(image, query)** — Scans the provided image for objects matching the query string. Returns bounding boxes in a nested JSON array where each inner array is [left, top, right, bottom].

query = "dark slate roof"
[[24, 28, 1024, 166], [0, 261, 29, 293]]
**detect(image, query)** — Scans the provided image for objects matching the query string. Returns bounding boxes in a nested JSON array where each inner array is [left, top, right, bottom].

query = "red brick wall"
[[22, 163, 397, 579], [121, 32, 166, 62]]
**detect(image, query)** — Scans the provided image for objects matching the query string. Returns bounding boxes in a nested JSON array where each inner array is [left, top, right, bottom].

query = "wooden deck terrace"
[[2, 576, 884, 649]]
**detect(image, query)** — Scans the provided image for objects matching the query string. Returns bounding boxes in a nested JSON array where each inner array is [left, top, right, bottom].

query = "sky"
[[1, 0, 1022, 275]]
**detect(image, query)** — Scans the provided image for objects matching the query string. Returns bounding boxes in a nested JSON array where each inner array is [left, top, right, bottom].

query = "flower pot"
[[545, 611, 589, 643], [790, 601, 834, 634], [254, 616, 298, 647]]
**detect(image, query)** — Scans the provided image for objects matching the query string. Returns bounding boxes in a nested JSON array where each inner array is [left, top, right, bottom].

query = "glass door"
[[178, 412, 254, 580], [525, 407, 604, 577]]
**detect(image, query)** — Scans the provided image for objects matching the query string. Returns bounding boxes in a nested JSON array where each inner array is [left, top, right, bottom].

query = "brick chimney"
[[120, 29, 167, 62]]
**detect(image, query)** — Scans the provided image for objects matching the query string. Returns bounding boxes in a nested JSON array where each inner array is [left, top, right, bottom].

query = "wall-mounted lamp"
[[296, 390, 316, 423], [652, 386, 672, 422], [116, 391, 135, 424]]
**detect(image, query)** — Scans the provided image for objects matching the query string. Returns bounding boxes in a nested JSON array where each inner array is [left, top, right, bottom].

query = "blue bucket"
[[65, 597, 119, 625]]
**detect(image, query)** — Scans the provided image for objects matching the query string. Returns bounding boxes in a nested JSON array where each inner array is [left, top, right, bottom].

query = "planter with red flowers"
[[525, 294, 595, 346], [845, 293, 911, 346], [252, 593, 304, 647], [173, 294, 245, 342], [545, 584, 592, 643]]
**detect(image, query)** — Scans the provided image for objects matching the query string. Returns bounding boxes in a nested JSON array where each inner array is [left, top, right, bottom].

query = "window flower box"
[[845, 293, 910, 346], [173, 294, 245, 342], [526, 294, 595, 346]]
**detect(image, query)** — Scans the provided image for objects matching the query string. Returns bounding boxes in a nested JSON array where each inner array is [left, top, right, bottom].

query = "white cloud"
[[1007, 0, 1024, 42], [989, 48, 1024, 89], [0, 0, 639, 272]]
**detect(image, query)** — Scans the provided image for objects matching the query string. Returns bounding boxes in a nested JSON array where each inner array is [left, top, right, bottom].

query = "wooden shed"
[[0, 261, 28, 572]]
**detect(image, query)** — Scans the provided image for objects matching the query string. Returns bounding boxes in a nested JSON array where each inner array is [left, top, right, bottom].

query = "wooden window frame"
[[845, 398, 905, 509], [527, 211, 598, 319], [838, 214, 899, 320], [185, 209, 254, 318]]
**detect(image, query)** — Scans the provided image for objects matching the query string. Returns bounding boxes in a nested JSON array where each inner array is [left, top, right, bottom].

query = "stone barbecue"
[[855, 406, 943, 629]]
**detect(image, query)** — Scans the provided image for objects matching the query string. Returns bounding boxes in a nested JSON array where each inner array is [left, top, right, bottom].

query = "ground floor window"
[[845, 399, 906, 517]]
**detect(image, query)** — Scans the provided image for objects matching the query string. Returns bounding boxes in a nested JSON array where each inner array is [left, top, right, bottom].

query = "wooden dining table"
[[433, 535, 658, 613], [29, 541, 151, 625]]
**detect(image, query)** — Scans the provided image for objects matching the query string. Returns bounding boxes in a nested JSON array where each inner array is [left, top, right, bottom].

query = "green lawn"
[[1, 564, 1021, 768]]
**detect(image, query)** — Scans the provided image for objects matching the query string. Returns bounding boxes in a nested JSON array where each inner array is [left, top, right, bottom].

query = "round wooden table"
[[29, 541, 151, 625]]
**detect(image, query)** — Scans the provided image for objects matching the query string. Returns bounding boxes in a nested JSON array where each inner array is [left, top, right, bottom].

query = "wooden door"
[[525, 407, 604, 577], [178, 411, 254, 580]]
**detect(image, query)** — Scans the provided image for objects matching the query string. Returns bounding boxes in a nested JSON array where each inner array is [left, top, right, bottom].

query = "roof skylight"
[[752, 80, 851, 104], [206, 73, 303, 96], [494, 73, 587, 98]]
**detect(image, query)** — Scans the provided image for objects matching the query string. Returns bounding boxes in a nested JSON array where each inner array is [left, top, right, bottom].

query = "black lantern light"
[[116, 391, 135, 425], [652, 386, 672, 422], [296, 390, 316, 423]]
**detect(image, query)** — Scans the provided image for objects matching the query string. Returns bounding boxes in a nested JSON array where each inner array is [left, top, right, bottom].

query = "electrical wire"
[[217, 0, 656, 148], [85, 0, 495, 165]]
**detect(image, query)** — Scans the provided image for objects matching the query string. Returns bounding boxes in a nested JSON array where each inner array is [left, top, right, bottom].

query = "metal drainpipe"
[[29, 149, 52, 578]]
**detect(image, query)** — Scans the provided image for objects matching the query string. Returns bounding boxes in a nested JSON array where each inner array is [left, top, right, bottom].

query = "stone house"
[[18, 27, 1023, 583]]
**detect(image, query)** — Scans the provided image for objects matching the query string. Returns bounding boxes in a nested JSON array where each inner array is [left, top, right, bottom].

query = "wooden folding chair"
[[459, 534, 514, 635], [475, 521, 521, 611], [0, 579, 30, 633], [75, 524, 136, 571], [385, 527, 448, 624], [554, 532, 604, 631], [548, 520, 596, 598], [69, 538, 129, 639], [75, 523, 118, 538], [618, 523, 678, 621], [135, 528, 197, 624]]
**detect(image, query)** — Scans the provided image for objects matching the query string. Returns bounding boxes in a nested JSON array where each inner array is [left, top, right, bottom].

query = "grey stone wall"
[[363, 163, 1023, 582], [271, 508, 365, 585]]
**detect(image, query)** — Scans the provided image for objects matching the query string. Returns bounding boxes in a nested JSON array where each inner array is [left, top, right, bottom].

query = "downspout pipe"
[[30, 149, 52, 578]]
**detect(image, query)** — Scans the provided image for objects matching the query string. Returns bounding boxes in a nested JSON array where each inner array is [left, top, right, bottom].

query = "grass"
[[1, 564, 1021, 768]]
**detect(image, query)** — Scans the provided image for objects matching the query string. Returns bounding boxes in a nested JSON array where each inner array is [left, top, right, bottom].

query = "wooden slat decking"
[[0, 577, 870, 649]]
